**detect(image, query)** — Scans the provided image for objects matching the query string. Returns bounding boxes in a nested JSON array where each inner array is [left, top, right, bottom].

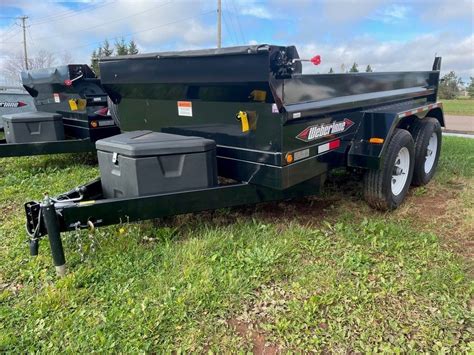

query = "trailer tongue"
[[23, 44, 444, 275]]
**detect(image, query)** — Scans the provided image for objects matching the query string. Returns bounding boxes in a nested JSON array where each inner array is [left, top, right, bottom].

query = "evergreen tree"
[[349, 62, 359, 73], [115, 38, 128, 56], [365, 64, 373, 73], [467, 77, 474, 98], [438, 71, 463, 99], [102, 39, 114, 56], [128, 40, 139, 55], [328, 67, 334, 74], [91, 49, 99, 75]]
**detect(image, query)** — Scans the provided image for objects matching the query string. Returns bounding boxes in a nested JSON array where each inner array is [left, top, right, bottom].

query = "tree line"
[[438, 71, 474, 99], [91, 38, 139, 76], [328, 63, 373, 73]]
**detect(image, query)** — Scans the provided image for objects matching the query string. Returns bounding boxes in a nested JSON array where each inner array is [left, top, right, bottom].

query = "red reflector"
[[64, 79, 73, 86], [329, 139, 340, 149], [94, 107, 109, 116]]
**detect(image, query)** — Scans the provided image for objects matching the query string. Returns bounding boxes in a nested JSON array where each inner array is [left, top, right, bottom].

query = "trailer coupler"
[[24, 180, 102, 276]]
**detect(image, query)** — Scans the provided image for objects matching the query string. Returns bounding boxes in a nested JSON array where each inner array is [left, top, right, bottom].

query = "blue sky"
[[0, 0, 473, 83]]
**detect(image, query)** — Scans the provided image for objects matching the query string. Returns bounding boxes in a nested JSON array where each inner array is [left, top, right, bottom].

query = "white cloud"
[[297, 33, 474, 80], [322, 0, 383, 23], [372, 4, 409, 23], [0, 0, 472, 85], [240, 6, 272, 19], [423, 0, 474, 21]]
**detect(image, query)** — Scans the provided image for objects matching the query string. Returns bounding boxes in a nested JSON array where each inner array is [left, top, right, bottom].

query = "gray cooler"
[[96, 130, 218, 198], [2, 111, 64, 143]]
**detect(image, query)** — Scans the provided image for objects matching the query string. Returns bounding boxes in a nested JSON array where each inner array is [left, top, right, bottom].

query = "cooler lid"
[[2, 111, 62, 122], [96, 130, 216, 156]]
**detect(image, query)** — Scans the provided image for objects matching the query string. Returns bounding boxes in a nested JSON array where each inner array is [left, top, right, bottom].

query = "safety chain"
[[73, 222, 85, 262], [87, 221, 96, 255]]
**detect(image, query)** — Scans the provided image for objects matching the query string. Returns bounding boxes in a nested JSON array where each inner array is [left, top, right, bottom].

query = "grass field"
[[0, 137, 473, 352], [441, 98, 474, 116]]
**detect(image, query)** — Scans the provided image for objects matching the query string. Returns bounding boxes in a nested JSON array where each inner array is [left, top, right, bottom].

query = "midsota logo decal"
[[296, 118, 354, 142], [0, 101, 27, 108]]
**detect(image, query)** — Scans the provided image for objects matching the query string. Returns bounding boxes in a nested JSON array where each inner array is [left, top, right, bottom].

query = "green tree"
[[365, 64, 373, 73], [467, 77, 474, 98], [438, 71, 463, 99], [328, 67, 334, 74], [128, 40, 139, 55], [90, 39, 139, 76], [102, 39, 114, 57], [349, 62, 359, 73], [115, 38, 128, 56], [90, 49, 99, 75]]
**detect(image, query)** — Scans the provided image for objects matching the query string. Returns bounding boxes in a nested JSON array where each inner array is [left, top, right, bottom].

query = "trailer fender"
[[347, 102, 444, 170]]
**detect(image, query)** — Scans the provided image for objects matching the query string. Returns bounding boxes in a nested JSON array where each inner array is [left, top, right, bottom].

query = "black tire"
[[364, 129, 415, 210], [107, 97, 121, 129], [410, 117, 442, 186]]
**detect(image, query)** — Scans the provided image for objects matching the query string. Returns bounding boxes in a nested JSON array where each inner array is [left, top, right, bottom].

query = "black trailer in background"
[[0, 64, 120, 158]]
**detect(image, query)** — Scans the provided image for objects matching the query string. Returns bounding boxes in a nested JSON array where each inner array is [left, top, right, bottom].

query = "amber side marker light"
[[285, 153, 294, 164], [369, 138, 384, 144], [90, 120, 98, 128]]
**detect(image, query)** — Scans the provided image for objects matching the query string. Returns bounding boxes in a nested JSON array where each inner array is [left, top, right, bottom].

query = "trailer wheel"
[[410, 117, 442, 186], [107, 97, 121, 128], [364, 129, 415, 210]]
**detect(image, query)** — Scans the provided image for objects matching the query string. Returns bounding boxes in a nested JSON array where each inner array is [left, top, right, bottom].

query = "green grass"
[[441, 98, 474, 116], [0, 138, 473, 352]]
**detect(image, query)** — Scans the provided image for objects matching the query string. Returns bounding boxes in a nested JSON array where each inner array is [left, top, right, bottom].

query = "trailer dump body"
[[24, 44, 444, 275], [21, 64, 119, 141], [99, 45, 441, 189]]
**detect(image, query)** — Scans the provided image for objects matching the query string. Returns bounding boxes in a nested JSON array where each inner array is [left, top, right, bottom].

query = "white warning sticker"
[[177, 101, 192, 117], [53, 93, 60, 103]]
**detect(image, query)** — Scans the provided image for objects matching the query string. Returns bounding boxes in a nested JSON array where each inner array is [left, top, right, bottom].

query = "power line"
[[31, 1, 172, 42], [48, 10, 215, 57], [229, 0, 246, 43], [1, 24, 22, 42], [29, 1, 116, 26], [222, 11, 237, 45]]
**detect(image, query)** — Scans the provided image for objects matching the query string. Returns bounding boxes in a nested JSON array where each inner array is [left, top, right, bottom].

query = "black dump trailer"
[[0, 64, 120, 158], [24, 45, 444, 275]]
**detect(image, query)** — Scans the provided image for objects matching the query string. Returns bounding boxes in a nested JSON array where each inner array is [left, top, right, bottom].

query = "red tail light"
[[17, 101, 27, 107], [64, 79, 73, 86]]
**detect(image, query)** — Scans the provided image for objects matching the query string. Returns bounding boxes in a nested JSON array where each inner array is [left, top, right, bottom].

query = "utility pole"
[[217, 0, 221, 48], [20, 16, 29, 70]]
